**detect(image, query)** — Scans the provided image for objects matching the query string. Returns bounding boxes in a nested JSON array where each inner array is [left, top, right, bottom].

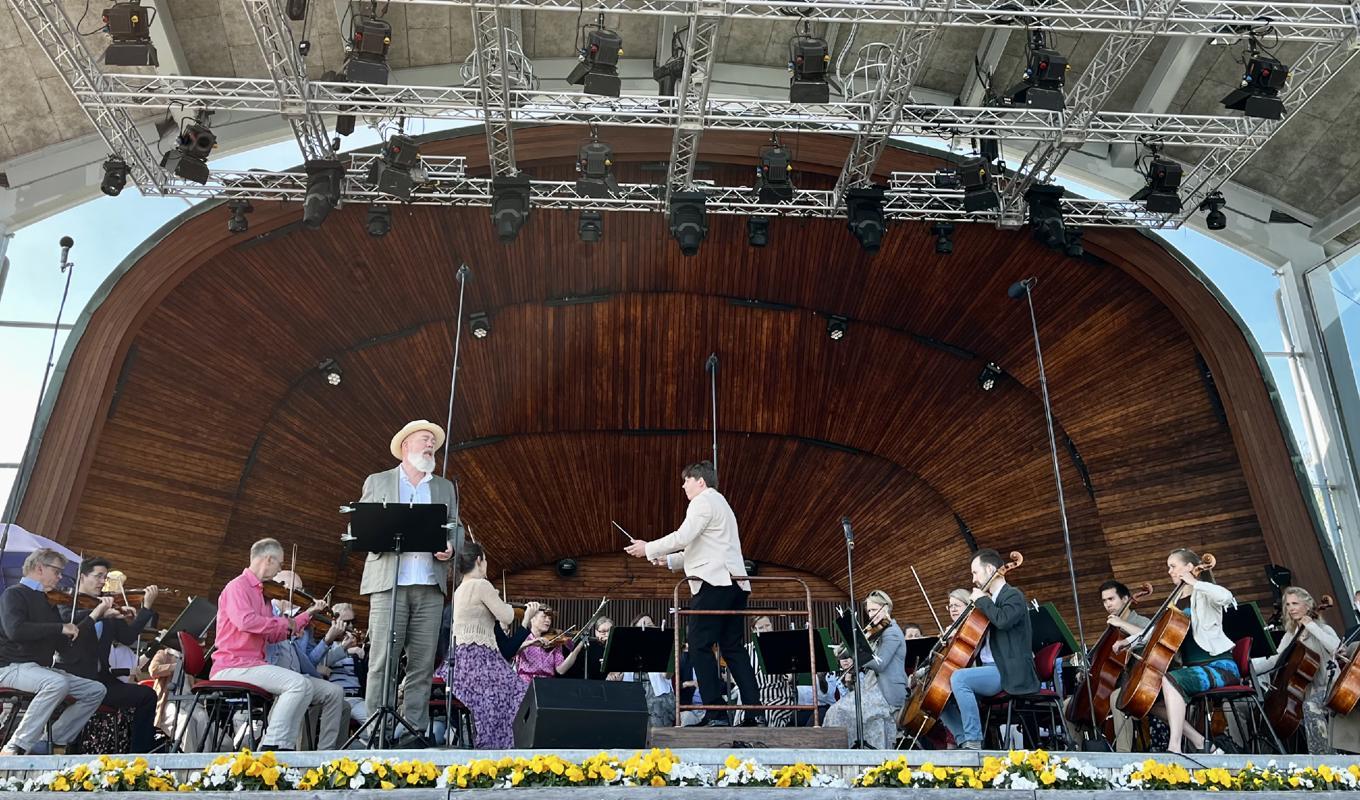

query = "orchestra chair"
[[428, 677, 475, 748], [980, 642, 1070, 750], [0, 687, 59, 750], [1187, 636, 1284, 754], [176, 632, 275, 752]]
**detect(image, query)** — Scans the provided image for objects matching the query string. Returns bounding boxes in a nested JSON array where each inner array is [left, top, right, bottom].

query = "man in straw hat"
[[358, 419, 464, 740]]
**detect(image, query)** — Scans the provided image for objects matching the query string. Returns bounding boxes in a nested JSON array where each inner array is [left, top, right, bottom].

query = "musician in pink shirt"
[[213, 538, 327, 750]]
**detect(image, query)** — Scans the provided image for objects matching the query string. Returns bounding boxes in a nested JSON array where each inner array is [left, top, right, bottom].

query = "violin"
[[1116, 553, 1216, 720], [898, 551, 1023, 738], [260, 581, 333, 632], [45, 588, 104, 610], [1066, 581, 1154, 743], [1264, 594, 1335, 739]]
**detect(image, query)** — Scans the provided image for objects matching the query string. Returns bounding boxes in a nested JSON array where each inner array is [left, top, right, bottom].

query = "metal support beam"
[[239, 0, 335, 161], [1108, 34, 1205, 167], [959, 27, 1009, 107], [664, 2, 721, 194], [1311, 191, 1360, 244], [471, 0, 520, 175]]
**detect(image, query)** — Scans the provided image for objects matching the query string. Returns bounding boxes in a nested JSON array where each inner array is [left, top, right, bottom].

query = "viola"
[[1065, 581, 1154, 743], [898, 551, 1023, 738], [1116, 553, 1215, 720], [1326, 639, 1360, 716], [1264, 594, 1335, 738]]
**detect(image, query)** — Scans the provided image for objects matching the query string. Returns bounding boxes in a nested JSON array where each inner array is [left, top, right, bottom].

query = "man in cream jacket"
[[624, 461, 760, 726]]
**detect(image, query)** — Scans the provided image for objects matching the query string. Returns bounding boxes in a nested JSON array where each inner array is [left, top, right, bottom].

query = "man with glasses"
[[0, 548, 114, 756]]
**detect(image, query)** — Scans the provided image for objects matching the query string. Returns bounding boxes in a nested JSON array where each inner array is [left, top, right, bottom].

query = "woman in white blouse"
[[1251, 586, 1340, 754]]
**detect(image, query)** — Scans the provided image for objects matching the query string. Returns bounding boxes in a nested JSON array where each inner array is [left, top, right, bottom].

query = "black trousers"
[[688, 582, 760, 722], [101, 679, 158, 753]]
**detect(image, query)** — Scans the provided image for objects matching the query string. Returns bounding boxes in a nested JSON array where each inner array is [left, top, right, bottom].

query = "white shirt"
[[621, 672, 673, 696], [395, 468, 439, 586]]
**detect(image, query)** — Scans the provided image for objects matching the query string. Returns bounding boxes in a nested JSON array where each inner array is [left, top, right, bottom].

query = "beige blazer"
[[1186, 580, 1237, 656], [645, 488, 750, 595], [357, 466, 463, 596]]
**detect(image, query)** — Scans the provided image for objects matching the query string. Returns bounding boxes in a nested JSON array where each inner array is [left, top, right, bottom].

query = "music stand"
[[145, 597, 218, 658], [602, 627, 673, 674], [1030, 602, 1079, 658], [344, 501, 449, 749], [902, 635, 939, 675], [1225, 601, 1278, 658], [793, 627, 838, 686], [833, 611, 876, 664]]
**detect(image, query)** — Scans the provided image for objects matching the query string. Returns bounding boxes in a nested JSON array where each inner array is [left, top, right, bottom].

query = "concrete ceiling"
[[3, 4, 1360, 243]]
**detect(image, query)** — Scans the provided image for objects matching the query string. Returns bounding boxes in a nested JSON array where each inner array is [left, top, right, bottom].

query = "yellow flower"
[[896, 768, 912, 784], [51, 776, 70, 791], [725, 755, 742, 770], [1009, 750, 1024, 765], [651, 775, 667, 787], [262, 766, 280, 787], [1040, 771, 1056, 786]]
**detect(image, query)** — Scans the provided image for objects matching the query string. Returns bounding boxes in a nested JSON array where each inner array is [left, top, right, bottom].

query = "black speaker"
[[513, 678, 648, 749]]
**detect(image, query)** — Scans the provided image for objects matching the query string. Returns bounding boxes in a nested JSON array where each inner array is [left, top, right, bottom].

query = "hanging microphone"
[[842, 516, 854, 543], [1007, 277, 1035, 300], [59, 236, 74, 269], [706, 353, 718, 372]]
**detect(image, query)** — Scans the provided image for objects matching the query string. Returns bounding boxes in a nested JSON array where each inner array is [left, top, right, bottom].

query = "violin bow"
[[910, 565, 944, 635], [70, 551, 83, 625]]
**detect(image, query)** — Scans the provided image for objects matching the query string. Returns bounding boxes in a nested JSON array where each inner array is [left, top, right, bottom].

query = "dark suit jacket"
[[56, 606, 157, 681], [974, 583, 1040, 696]]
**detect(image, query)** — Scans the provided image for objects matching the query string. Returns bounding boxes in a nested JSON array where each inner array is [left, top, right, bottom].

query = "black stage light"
[[578, 210, 603, 242], [747, 215, 770, 247], [318, 357, 342, 386], [932, 222, 954, 255], [1200, 191, 1228, 230], [575, 139, 619, 197], [226, 199, 253, 233], [669, 190, 708, 256], [555, 558, 579, 578], [102, 1, 157, 66], [567, 26, 623, 97], [845, 185, 886, 253], [1008, 34, 1068, 111], [343, 15, 392, 85], [1026, 184, 1067, 250], [743, 559, 759, 577], [161, 113, 216, 184], [1063, 225, 1084, 258], [789, 34, 830, 103], [302, 159, 344, 229], [366, 203, 391, 237], [826, 314, 848, 341], [978, 362, 1003, 391], [959, 155, 999, 212], [1222, 50, 1289, 120], [1130, 155, 1184, 213], [490, 175, 532, 242], [100, 156, 129, 196], [933, 169, 961, 190], [286, 0, 306, 20], [755, 139, 794, 203], [369, 134, 422, 200], [469, 311, 491, 339]]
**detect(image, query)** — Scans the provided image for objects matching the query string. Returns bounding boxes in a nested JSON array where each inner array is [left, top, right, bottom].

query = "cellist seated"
[[1250, 587, 1339, 754]]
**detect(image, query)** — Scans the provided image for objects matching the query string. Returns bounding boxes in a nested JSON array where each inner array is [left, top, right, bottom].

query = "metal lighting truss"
[[167, 153, 468, 199], [471, 0, 522, 175], [239, 0, 335, 161], [6, 0, 167, 192], [665, 2, 723, 195]]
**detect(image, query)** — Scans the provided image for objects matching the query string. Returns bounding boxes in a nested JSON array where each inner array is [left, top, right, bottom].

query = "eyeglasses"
[[40, 562, 64, 572]]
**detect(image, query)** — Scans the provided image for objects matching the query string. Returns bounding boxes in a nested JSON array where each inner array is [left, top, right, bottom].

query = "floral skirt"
[[451, 643, 527, 749], [1167, 657, 1239, 699], [825, 672, 898, 748]]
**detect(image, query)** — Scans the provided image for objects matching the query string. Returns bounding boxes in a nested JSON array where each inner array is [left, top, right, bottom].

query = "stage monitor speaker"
[[513, 678, 648, 749]]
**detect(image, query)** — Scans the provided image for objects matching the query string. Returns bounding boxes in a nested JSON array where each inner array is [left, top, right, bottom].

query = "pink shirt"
[[212, 569, 311, 676], [514, 638, 565, 683]]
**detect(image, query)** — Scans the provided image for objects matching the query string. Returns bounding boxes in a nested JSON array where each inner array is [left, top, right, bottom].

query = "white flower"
[[349, 775, 365, 789], [360, 760, 375, 774]]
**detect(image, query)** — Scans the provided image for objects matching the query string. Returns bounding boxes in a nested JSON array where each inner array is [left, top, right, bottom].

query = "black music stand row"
[[602, 627, 673, 674], [1225, 601, 1278, 659], [344, 501, 449, 749], [756, 629, 833, 676]]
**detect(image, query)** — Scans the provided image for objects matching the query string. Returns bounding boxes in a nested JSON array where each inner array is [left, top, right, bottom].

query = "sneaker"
[[702, 715, 731, 727], [958, 740, 982, 750]]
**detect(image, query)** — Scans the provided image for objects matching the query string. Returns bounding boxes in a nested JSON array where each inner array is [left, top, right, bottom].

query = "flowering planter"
[[14, 791, 1360, 799]]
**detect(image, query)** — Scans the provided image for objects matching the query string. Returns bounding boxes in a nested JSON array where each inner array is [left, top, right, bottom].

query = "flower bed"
[[9, 749, 1360, 793]]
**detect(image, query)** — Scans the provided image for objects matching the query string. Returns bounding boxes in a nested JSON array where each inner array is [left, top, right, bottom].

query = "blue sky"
[[0, 133, 1334, 518]]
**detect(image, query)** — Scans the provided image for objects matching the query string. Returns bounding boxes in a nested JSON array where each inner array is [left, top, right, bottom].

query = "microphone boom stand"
[[842, 516, 871, 748], [440, 263, 471, 747]]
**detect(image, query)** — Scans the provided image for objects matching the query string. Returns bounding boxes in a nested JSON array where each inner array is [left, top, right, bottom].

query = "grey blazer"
[[866, 621, 908, 708], [357, 466, 465, 596]]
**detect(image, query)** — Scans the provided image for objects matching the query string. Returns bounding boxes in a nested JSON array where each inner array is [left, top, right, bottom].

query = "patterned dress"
[[451, 643, 527, 749]]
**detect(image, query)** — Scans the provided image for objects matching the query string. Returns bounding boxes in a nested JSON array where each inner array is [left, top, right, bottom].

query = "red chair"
[[981, 642, 1070, 750], [428, 677, 475, 747], [1188, 637, 1283, 754], [177, 632, 275, 752]]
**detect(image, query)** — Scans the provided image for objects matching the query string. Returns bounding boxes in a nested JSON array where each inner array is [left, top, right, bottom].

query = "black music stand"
[[1225, 601, 1278, 658], [833, 611, 876, 664], [793, 627, 838, 686], [756, 629, 830, 675], [146, 597, 218, 658], [1030, 602, 1079, 658], [344, 501, 448, 749], [602, 627, 673, 675], [903, 636, 939, 675]]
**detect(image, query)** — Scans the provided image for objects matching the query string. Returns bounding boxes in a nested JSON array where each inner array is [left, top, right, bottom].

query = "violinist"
[[263, 571, 346, 749], [612, 614, 677, 728], [513, 605, 586, 683], [1250, 587, 1339, 754], [450, 542, 526, 748], [1113, 548, 1237, 755], [54, 557, 161, 753], [744, 615, 797, 727], [825, 590, 907, 748], [938, 549, 1039, 751], [318, 603, 369, 725]]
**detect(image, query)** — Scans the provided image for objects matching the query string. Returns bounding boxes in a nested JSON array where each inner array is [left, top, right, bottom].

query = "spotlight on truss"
[[568, 21, 623, 97], [576, 134, 619, 198], [845, 186, 887, 254], [101, 1, 157, 66], [366, 204, 391, 237], [959, 156, 999, 213], [669, 191, 709, 257], [1221, 37, 1289, 120], [1129, 141, 1183, 214], [161, 111, 215, 185], [578, 210, 603, 243], [343, 15, 392, 85], [302, 159, 344, 229], [747, 216, 770, 247], [1008, 31, 1068, 111], [369, 133, 424, 201], [227, 199, 253, 234], [788, 31, 830, 103], [491, 175, 532, 242], [100, 156, 129, 196], [755, 137, 794, 203]]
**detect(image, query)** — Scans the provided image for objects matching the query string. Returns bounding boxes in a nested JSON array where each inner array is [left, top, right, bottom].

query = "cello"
[[1116, 553, 1215, 720], [1326, 632, 1360, 715], [897, 551, 1023, 739], [1065, 581, 1154, 743], [1263, 594, 1334, 739]]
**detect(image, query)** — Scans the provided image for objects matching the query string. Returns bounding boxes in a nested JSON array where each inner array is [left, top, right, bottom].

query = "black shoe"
[[739, 715, 764, 727], [703, 715, 731, 727]]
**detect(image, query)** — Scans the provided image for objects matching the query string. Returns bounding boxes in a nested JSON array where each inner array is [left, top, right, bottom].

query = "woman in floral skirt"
[[450, 542, 527, 748]]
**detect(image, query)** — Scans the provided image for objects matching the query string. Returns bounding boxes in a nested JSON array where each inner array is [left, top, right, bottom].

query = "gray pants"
[[215, 665, 344, 750], [365, 584, 443, 733], [0, 662, 106, 752]]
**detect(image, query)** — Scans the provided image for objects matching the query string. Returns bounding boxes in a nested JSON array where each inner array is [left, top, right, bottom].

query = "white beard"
[[407, 453, 436, 474]]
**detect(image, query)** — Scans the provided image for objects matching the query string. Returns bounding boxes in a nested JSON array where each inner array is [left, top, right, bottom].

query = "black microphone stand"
[[706, 354, 719, 480], [1009, 277, 1102, 749], [842, 516, 871, 748], [440, 263, 471, 747]]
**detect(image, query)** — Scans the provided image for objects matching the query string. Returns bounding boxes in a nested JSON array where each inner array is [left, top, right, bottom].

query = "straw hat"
[[390, 420, 446, 460]]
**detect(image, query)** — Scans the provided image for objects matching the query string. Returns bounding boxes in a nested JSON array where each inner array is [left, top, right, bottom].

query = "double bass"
[[1263, 594, 1335, 739], [1065, 581, 1154, 743], [1116, 553, 1216, 720], [897, 551, 1023, 738]]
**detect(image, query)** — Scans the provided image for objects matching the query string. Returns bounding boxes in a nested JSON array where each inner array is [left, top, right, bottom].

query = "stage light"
[[789, 33, 830, 103], [1026, 184, 1067, 251], [1130, 152, 1183, 214], [755, 138, 794, 203], [1008, 32, 1068, 111], [555, 558, 579, 578], [101, 1, 157, 66], [578, 210, 602, 242], [1222, 42, 1289, 120], [959, 155, 999, 212], [226, 199, 253, 233], [1064, 225, 1083, 258], [747, 216, 770, 247], [369, 134, 423, 201], [932, 222, 954, 255], [366, 204, 391, 237], [161, 112, 216, 184], [318, 358, 342, 386], [302, 159, 344, 229], [826, 314, 848, 341], [978, 362, 1003, 392], [286, 0, 306, 20], [100, 156, 128, 196], [743, 559, 759, 576], [845, 186, 886, 253], [469, 312, 491, 339], [567, 24, 623, 97], [343, 15, 392, 84], [1200, 191, 1228, 230], [575, 137, 619, 197], [933, 169, 961, 190], [669, 190, 708, 256], [490, 175, 532, 242]]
